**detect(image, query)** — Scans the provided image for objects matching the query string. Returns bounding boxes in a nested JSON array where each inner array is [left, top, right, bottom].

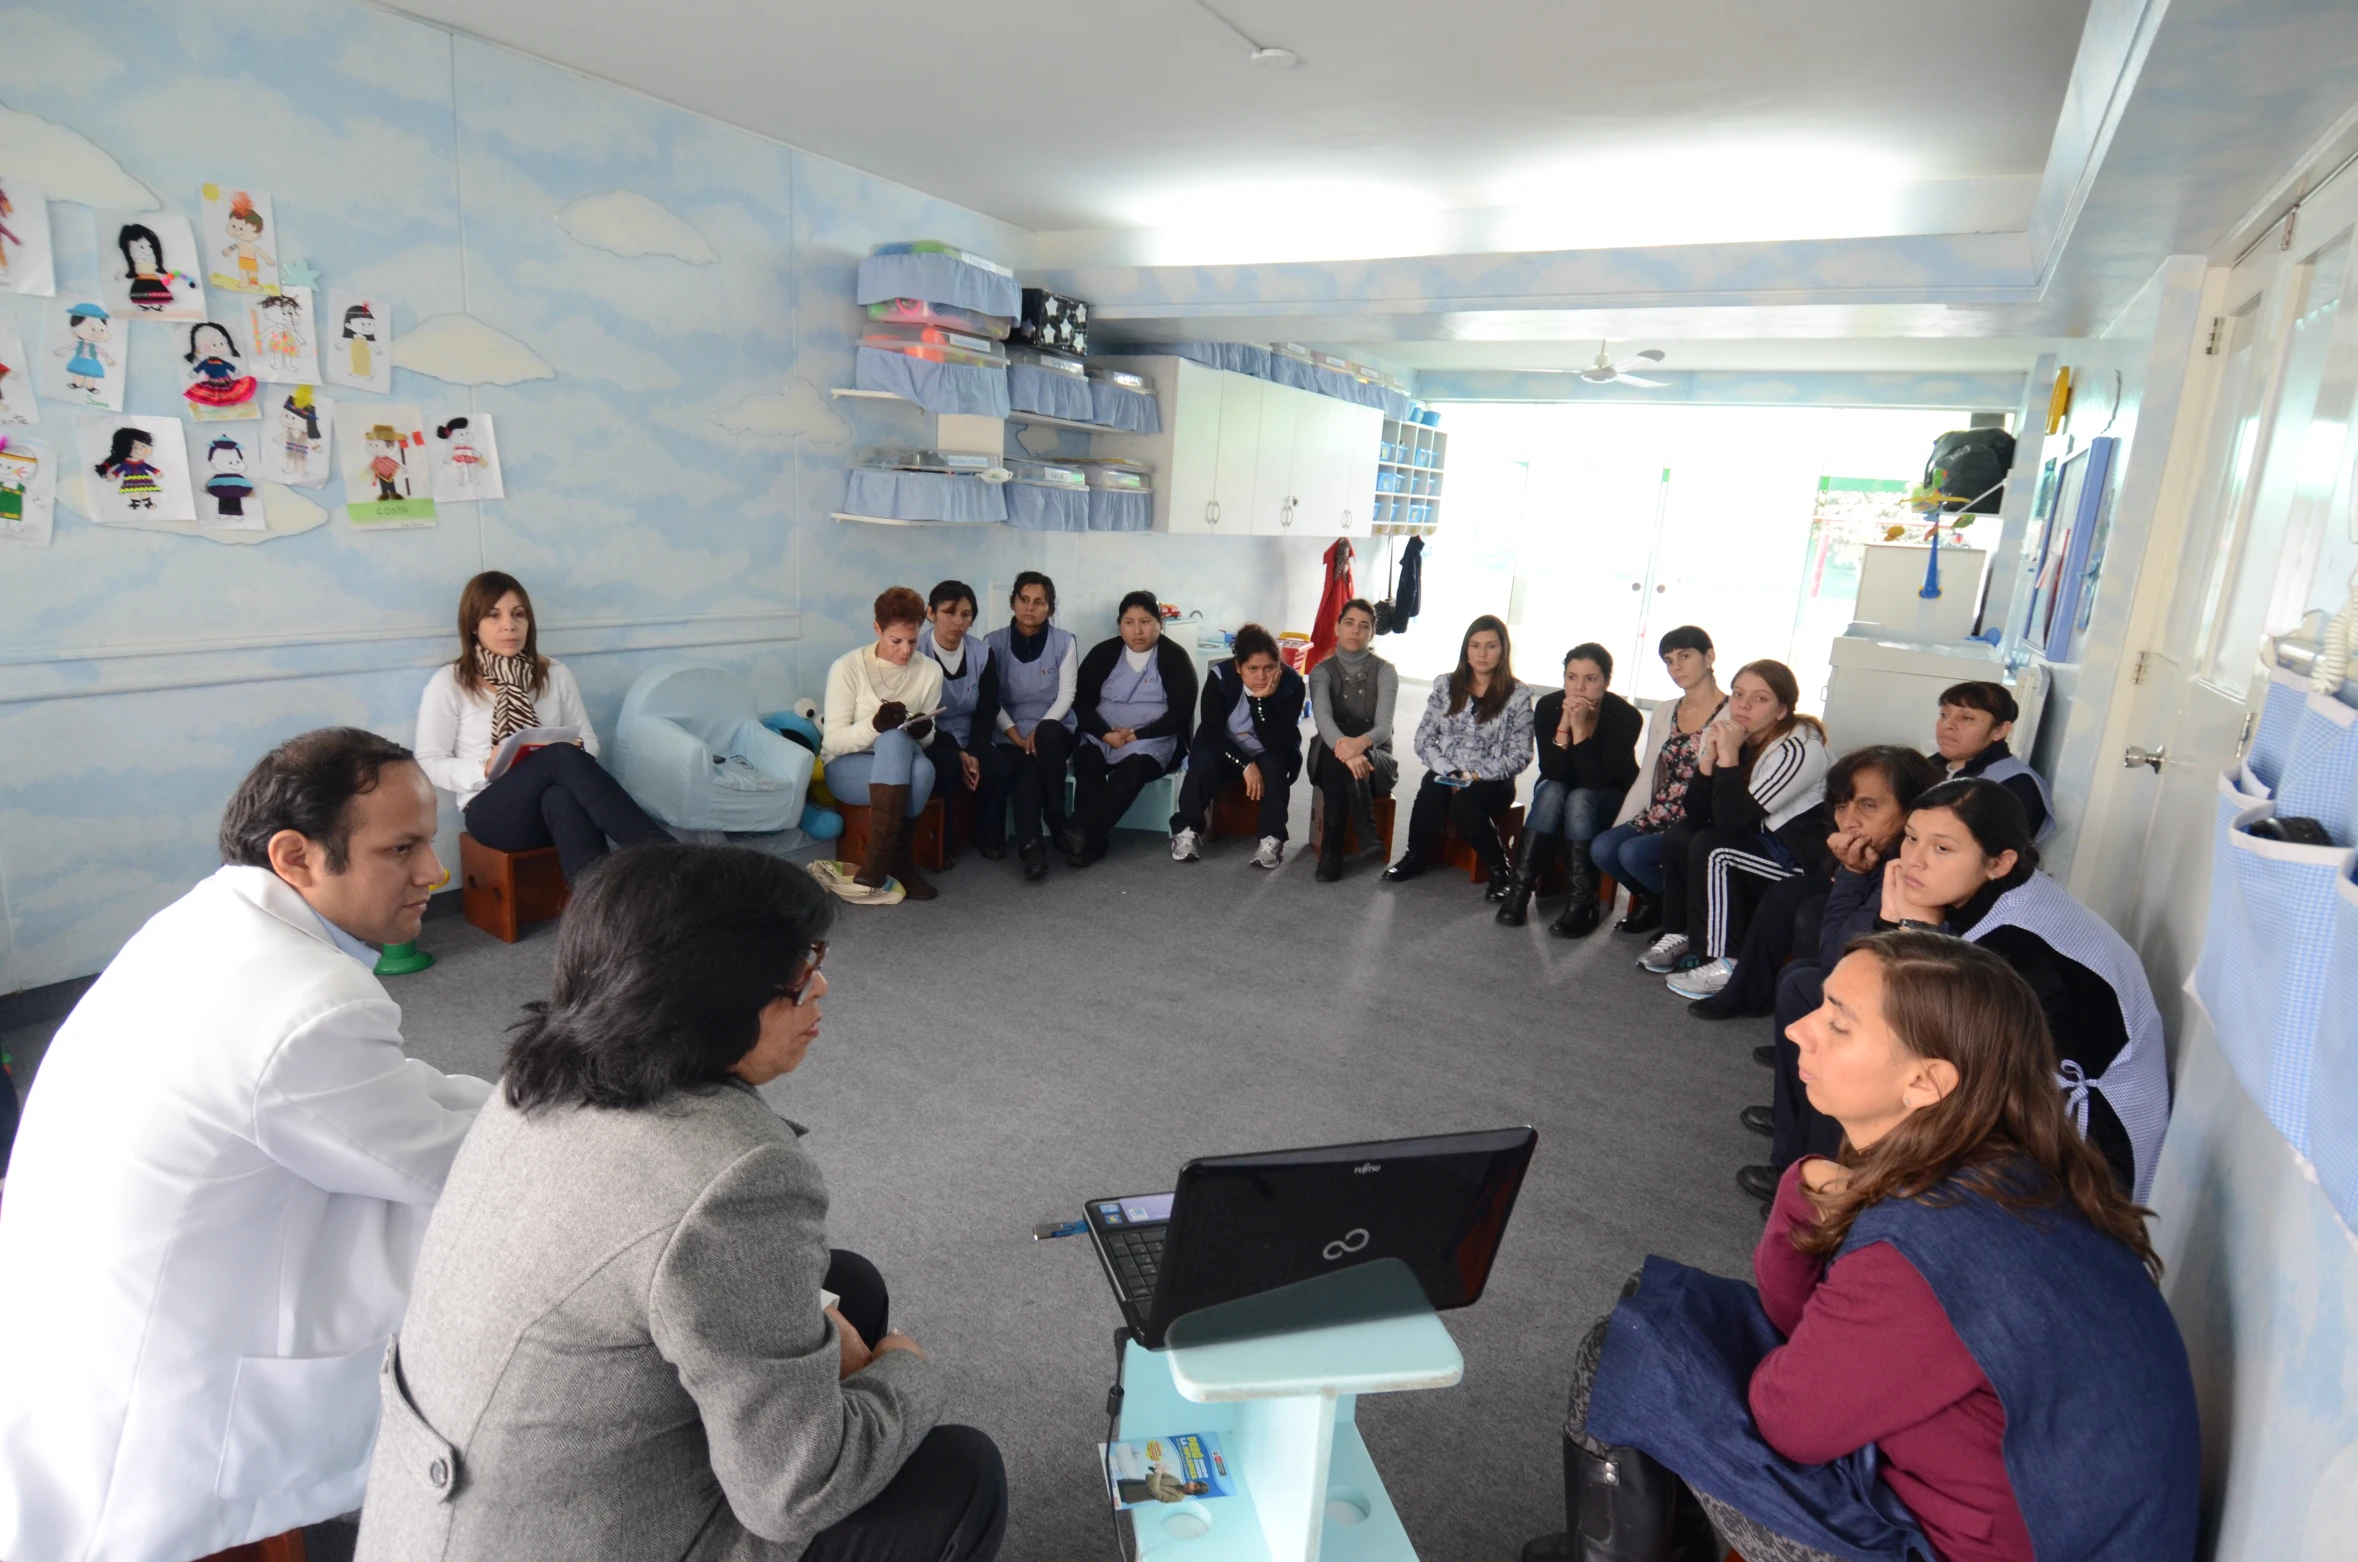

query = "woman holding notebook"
[[414, 570, 670, 885], [820, 586, 947, 901]]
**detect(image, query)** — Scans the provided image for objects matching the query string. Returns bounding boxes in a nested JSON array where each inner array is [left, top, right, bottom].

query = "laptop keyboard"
[[1103, 1223, 1166, 1303]]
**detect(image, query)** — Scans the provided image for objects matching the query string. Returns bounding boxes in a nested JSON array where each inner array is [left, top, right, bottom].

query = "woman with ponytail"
[[1524, 931, 2197, 1562]]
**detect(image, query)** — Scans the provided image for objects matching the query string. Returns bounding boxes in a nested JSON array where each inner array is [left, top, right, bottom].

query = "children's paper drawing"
[[334, 402, 436, 528], [200, 185, 280, 295], [97, 211, 204, 321], [194, 430, 264, 530], [43, 301, 126, 410], [431, 413, 504, 501], [0, 437, 57, 545], [0, 327, 37, 426], [245, 286, 318, 384], [77, 413, 197, 524], [325, 290, 392, 394], [180, 320, 260, 422], [0, 176, 58, 297], [260, 386, 333, 487]]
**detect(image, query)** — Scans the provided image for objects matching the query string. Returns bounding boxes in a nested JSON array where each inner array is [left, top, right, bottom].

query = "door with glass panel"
[[2104, 164, 2358, 1029]]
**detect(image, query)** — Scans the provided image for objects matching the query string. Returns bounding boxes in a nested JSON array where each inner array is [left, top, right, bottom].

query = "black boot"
[[1019, 840, 1049, 881], [1549, 846, 1602, 938], [1540, 1438, 1718, 1562], [1496, 831, 1552, 926], [1616, 889, 1662, 935], [1348, 781, 1386, 862]]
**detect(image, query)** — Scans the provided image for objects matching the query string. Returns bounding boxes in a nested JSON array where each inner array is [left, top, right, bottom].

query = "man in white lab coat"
[[0, 727, 493, 1562]]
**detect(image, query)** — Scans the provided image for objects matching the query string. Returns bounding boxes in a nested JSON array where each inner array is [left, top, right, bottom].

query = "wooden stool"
[[460, 833, 568, 944], [835, 795, 947, 872], [196, 1527, 307, 1561], [1433, 804, 1523, 882], [1307, 791, 1397, 858], [1204, 779, 1262, 840]]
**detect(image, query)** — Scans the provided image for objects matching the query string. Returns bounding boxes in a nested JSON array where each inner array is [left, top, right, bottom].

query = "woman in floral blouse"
[[1589, 624, 1726, 934], [1383, 615, 1536, 897]]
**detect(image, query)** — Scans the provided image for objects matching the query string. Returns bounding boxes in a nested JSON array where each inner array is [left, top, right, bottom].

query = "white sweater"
[[821, 645, 946, 760], [414, 660, 599, 809]]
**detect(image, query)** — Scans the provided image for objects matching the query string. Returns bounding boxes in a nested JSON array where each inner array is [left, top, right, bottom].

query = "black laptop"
[[1083, 1126, 1538, 1349]]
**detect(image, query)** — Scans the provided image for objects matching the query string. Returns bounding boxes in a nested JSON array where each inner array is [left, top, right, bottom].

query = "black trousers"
[[1716, 878, 1828, 1017], [1402, 774, 1514, 871], [805, 1250, 1007, 1562], [1072, 745, 1166, 850], [1171, 726, 1292, 841], [926, 730, 979, 850], [1310, 751, 1391, 859], [1660, 821, 1789, 955], [1770, 964, 1844, 1173], [974, 723, 1074, 848], [463, 743, 671, 881]]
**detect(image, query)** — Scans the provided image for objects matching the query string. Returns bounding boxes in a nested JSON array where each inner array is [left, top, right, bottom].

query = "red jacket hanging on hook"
[[1307, 538, 1356, 671]]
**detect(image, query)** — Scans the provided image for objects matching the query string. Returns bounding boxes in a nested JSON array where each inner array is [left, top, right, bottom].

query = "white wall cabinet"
[[1095, 355, 1382, 539]]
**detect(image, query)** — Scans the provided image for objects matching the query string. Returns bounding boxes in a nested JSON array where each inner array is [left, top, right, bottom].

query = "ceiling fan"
[[1578, 342, 1667, 387]]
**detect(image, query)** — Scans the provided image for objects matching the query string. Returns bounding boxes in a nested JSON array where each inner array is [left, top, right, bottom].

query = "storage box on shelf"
[[1090, 354, 1383, 538]]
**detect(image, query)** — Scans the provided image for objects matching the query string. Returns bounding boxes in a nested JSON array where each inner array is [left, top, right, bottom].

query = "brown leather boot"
[[856, 785, 907, 892], [889, 798, 937, 901]]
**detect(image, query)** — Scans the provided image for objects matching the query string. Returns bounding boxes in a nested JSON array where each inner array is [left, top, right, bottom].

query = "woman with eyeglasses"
[[357, 844, 1006, 1562]]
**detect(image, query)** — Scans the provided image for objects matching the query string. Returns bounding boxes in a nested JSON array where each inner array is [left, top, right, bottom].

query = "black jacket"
[[1531, 689, 1642, 795], [1074, 635, 1199, 762], [1193, 659, 1307, 783]]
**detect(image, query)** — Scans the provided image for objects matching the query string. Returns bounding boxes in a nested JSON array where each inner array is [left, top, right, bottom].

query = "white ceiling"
[[1376, 337, 2057, 374], [387, 0, 2091, 244]]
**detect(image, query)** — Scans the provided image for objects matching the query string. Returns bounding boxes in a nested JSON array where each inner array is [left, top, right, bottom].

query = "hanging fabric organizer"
[[1006, 361, 1094, 422], [853, 345, 1011, 417], [1086, 489, 1153, 532], [841, 468, 1008, 524], [2250, 663, 2311, 790], [855, 250, 1022, 321], [1086, 379, 1160, 432], [1139, 341, 1417, 420], [2303, 866, 2358, 1230], [2274, 690, 2358, 843], [1004, 481, 1088, 532]]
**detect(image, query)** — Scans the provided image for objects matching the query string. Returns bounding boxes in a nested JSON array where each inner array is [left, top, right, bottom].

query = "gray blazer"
[[355, 1082, 945, 1561]]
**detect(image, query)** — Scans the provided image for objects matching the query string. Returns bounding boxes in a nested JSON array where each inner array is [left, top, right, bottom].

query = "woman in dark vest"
[[1064, 591, 1198, 868], [1169, 623, 1306, 870], [1524, 931, 2198, 1562], [918, 579, 990, 864], [973, 572, 1077, 882], [1305, 598, 1398, 881]]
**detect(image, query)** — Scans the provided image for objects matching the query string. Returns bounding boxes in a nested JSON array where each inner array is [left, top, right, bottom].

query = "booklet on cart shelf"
[[1101, 1430, 1236, 1510]]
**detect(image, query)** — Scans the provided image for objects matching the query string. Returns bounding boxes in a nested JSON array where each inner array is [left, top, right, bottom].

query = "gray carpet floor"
[[371, 795, 1775, 1562]]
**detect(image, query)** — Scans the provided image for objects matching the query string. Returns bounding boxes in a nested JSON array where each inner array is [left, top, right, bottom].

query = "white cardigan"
[[1611, 691, 1728, 828], [414, 659, 598, 810], [821, 645, 945, 761]]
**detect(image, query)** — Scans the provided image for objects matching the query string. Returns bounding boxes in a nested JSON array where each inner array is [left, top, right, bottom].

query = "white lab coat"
[[0, 866, 491, 1562]]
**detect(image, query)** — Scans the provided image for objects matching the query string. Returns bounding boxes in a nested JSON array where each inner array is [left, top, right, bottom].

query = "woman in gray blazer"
[[356, 844, 1005, 1562]]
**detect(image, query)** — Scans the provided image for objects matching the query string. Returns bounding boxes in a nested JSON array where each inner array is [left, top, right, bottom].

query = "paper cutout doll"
[[247, 288, 317, 383], [203, 186, 279, 294], [0, 329, 35, 426], [93, 425, 165, 510], [343, 305, 377, 378], [0, 178, 57, 297], [56, 304, 118, 399], [437, 417, 479, 488], [263, 387, 332, 487], [334, 401, 436, 527], [428, 414, 507, 502], [0, 436, 56, 545], [97, 210, 202, 321], [202, 436, 254, 515], [324, 292, 393, 394], [120, 224, 183, 313], [181, 321, 259, 421]]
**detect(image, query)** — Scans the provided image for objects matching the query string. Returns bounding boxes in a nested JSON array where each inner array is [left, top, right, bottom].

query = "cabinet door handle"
[[1207, 500, 1220, 526]]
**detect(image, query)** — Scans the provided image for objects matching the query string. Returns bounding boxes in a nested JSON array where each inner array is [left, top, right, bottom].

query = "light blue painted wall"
[[0, 0, 1324, 992]]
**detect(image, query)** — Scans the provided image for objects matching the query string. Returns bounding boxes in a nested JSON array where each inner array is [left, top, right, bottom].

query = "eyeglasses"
[[780, 941, 828, 1004]]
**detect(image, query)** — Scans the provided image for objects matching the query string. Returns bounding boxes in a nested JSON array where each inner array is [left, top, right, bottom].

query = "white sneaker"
[[1171, 827, 1201, 862], [1667, 957, 1736, 998], [1637, 932, 1690, 974], [1252, 836, 1284, 869]]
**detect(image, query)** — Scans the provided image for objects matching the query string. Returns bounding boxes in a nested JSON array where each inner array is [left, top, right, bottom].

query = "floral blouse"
[[1631, 700, 1724, 833], [1412, 675, 1536, 782]]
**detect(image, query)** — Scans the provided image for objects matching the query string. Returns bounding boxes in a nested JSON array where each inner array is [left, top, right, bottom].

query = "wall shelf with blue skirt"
[[830, 386, 1151, 437]]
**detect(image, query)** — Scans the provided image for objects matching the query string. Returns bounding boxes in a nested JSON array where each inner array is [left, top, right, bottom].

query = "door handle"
[[1629, 581, 1641, 591], [1206, 500, 1220, 526], [2123, 744, 2166, 773], [1655, 583, 1667, 594]]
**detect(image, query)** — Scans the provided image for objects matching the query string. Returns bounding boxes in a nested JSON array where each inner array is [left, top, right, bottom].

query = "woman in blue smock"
[[1064, 590, 1198, 868], [918, 579, 990, 865], [973, 571, 1078, 881], [1526, 931, 2197, 1562]]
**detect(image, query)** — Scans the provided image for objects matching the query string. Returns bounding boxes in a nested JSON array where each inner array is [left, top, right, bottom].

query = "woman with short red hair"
[[821, 586, 945, 902]]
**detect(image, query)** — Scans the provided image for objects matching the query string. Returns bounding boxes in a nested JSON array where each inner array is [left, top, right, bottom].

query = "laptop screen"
[[1092, 1193, 1174, 1228]]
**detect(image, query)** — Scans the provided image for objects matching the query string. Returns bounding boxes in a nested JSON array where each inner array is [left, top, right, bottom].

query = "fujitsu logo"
[[1354, 1163, 1381, 1174]]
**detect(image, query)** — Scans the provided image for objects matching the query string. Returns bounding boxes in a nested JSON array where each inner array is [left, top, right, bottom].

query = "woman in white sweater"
[[821, 586, 947, 902], [415, 571, 670, 884]]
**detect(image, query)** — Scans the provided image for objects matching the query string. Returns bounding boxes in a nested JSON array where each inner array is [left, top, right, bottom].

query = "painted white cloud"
[[512, 202, 793, 341], [532, 313, 684, 390], [395, 313, 555, 386], [336, 243, 469, 317], [709, 381, 850, 447], [554, 191, 717, 264], [0, 102, 156, 208]]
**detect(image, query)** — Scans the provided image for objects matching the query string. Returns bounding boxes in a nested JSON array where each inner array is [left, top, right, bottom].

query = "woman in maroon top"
[[1524, 931, 2191, 1562]]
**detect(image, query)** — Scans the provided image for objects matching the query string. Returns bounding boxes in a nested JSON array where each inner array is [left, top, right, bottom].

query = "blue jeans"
[[1526, 781, 1617, 845], [825, 728, 934, 814], [1589, 820, 1665, 894]]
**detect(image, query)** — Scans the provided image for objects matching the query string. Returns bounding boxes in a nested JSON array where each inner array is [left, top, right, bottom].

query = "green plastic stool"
[[374, 941, 435, 976]]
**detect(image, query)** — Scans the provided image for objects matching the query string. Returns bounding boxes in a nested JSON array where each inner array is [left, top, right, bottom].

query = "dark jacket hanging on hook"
[[1383, 536, 1424, 635]]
